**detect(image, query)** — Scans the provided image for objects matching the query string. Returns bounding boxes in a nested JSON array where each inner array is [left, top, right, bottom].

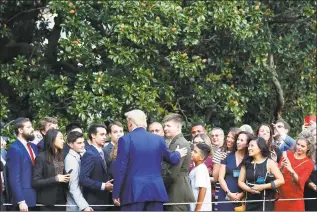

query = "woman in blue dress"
[[217, 131, 253, 211]]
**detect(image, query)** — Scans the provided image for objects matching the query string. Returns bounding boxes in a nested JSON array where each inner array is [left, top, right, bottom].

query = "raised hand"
[[175, 145, 188, 157]]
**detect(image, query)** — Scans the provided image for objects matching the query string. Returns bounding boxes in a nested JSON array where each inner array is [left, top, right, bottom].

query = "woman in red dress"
[[275, 131, 315, 211]]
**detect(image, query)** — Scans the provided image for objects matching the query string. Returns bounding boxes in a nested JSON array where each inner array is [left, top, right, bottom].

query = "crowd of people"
[[0, 110, 316, 211]]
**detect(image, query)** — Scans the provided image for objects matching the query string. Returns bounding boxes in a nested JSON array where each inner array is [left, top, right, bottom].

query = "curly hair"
[[296, 130, 315, 161], [110, 144, 118, 160]]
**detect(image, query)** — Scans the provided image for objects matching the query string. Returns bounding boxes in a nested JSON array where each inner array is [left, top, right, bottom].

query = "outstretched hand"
[[175, 145, 188, 157]]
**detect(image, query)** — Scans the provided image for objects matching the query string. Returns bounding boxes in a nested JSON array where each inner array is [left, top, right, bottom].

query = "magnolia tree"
[[0, 0, 316, 137]]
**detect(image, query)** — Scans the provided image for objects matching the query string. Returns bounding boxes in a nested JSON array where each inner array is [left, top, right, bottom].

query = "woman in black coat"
[[32, 129, 70, 211]]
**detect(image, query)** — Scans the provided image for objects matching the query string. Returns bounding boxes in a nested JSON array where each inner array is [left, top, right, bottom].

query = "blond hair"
[[296, 130, 315, 160], [124, 109, 147, 128], [110, 144, 118, 160]]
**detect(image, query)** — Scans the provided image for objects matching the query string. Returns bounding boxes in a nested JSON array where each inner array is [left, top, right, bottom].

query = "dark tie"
[[26, 143, 35, 165], [100, 151, 105, 160], [99, 151, 107, 168]]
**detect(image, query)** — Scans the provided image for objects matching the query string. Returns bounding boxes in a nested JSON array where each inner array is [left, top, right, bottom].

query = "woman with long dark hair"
[[217, 131, 253, 211], [32, 129, 70, 211], [256, 124, 282, 163], [238, 137, 284, 211]]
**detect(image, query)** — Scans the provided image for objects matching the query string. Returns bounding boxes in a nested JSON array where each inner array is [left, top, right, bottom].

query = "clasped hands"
[[227, 192, 244, 201]]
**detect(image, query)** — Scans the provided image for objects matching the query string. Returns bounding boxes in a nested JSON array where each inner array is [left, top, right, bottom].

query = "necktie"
[[99, 151, 107, 168], [26, 143, 35, 165], [100, 151, 105, 161]]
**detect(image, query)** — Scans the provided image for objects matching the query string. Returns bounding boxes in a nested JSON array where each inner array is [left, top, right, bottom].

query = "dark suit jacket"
[[0, 161, 3, 193], [36, 139, 45, 152], [6, 140, 38, 206], [112, 128, 181, 206], [32, 152, 67, 206], [79, 146, 109, 210], [102, 142, 114, 167]]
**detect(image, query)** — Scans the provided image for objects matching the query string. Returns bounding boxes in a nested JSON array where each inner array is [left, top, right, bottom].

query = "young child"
[[189, 143, 212, 211]]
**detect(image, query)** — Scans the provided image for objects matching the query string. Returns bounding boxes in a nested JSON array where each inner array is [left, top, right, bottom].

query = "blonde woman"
[[275, 131, 315, 211]]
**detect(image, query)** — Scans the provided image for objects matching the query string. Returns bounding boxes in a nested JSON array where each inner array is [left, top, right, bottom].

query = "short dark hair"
[[39, 117, 58, 131], [108, 121, 123, 133], [14, 117, 31, 135], [196, 143, 211, 160], [88, 123, 107, 140], [191, 122, 205, 129], [276, 119, 290, 130], [66, 123, 82, 135], [162, 113, 184, 125], [67, 131, 84, 144]]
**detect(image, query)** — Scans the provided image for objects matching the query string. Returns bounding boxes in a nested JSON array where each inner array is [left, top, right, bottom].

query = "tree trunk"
[[268, 53, 284, 121]]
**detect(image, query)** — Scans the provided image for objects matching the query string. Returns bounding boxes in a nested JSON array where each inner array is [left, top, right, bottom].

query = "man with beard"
[[7, 118, 38, 211]]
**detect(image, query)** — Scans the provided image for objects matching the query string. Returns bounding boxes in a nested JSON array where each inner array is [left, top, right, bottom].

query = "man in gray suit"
[[64, 131, 93, 211], [162, 114, 195, 211]]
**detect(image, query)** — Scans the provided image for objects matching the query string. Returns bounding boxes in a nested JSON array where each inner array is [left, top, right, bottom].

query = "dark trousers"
[[121, 202, 163, 211]]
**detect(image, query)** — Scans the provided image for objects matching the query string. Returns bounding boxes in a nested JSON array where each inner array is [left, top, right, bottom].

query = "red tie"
[[27, 142, 35, 165]]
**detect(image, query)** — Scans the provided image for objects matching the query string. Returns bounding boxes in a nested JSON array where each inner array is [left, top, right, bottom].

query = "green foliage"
[[0, 0, 316, 140]]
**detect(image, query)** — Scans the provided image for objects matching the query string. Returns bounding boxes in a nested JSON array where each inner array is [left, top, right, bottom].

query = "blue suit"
[[79, 145, 109, 211], [276, 135, 296, 152], [112, 127, 181, 211], [6, 139, 38, 207]]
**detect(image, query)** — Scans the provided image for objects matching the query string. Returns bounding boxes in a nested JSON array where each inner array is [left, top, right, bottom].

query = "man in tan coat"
[[162, 114, 195, 211]]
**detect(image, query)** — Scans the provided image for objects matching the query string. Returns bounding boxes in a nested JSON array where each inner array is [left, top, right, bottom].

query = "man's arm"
[[161, 138, 181, 165], [7, 146, 25, 203], [65, 156, 90, 211], [281, 135, 295, 150], [112, 136, 130, 199], [79, 152, 102, 190], [169, 141, 188, 180]]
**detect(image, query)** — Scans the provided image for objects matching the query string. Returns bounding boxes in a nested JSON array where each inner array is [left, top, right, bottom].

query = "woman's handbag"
[[234, 203, 245, 212]]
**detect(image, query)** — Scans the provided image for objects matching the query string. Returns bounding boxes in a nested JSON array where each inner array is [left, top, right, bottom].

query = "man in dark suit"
[[102, 121, 124, 167], [112, 109, 188, 211], [36, 117, 58, 152], [79, 124, 113, 211], [7, 117, 38, 211]]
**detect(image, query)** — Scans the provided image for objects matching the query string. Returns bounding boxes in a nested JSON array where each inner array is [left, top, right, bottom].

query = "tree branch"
[[5, 7, 47, 24], [264, 53, 284, 121], [0, 42, 37, 61]]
